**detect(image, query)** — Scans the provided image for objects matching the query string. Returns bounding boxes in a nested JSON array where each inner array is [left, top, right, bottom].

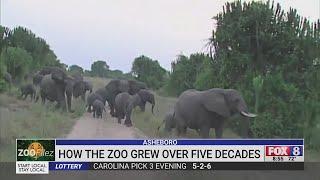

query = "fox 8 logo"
[[266, 146, 303, 156]]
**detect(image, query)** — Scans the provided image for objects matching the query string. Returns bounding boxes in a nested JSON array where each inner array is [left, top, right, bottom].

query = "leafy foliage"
[[1, 47, 33, 81], [68, 64, 84, 76], [132, 55, 167, 89], [166, 53, 211, 95], [204, 0, 320, 147], [88, 60, 132, 79], [90, 60, 109, 77], [0, 25, 63, 83]]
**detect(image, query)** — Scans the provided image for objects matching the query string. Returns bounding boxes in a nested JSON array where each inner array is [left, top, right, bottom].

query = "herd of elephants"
[[3, 66, 257, 138]]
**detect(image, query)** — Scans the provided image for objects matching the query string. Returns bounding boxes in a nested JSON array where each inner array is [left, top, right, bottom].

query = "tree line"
[[0, 1, 319, 148], [0, 26, 63, 87]]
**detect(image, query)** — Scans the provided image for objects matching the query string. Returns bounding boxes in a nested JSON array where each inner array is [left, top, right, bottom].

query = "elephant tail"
[[151, 103, 155, 114]]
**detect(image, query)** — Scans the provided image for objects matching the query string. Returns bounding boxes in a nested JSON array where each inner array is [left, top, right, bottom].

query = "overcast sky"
[[1, 0, 319, 72]]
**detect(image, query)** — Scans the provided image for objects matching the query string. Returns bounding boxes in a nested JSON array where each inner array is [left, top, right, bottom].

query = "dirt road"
[[66, 111, 147, 139]]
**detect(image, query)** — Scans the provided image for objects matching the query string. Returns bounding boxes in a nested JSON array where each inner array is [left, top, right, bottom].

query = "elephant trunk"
[[151, 103, 155, 114], [238, 101, 257, 118], [150, 95, 155, 115]]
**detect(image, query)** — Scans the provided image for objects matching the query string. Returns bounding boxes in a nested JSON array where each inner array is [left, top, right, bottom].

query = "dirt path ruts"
[[66, 109, 147, 139]]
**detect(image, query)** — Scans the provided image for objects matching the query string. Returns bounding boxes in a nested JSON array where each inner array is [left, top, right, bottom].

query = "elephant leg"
[[124, 108, 133, 127], [110, 104, 115, 117], [199, 126, 210, 138], [117, 117, 121, 124], [66, 94, 73, 112], [87, 105, 92, 112], [93, 111, 95, 118], [41, 96, 46, 104], [124, 119, 132, 127], [215, 126, 223, 138], [140, 102, 146, 112], [124, 114, 132, 126]]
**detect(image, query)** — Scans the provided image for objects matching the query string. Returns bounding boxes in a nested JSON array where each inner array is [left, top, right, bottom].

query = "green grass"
[[0, 93, 85, 162]]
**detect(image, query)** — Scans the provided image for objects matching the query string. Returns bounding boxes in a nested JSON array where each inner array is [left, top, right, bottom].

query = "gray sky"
[[1, 0, 319, 72]]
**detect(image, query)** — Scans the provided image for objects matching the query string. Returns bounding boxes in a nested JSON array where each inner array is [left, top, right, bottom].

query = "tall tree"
[[206, 0, 320, 143], [1, 47, 33, 81], [91, 60, 109, 77], [168, 53, 211, 95], [68, 64, 84, 75], [132, 55, 166, 89]]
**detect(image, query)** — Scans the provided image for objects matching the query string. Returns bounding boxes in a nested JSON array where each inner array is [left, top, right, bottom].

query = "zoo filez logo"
[[17, 139, 55, 161]]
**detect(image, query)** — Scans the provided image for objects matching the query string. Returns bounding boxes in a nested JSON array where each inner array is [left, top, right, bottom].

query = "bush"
[[250, 112, 284, 138]]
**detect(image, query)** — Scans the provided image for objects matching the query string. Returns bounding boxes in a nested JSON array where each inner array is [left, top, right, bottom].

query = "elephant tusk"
[[240, 111, 257, 118]]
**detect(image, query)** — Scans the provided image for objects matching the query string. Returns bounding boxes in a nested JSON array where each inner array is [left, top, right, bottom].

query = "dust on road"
[[66, 110, 147, 139]]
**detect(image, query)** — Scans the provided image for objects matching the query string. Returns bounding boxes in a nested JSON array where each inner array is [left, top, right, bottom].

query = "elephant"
[[157, 111, 175, 132], [86, 92, 105, 112], [4, 72, 12, 84], [174, 88, 257, 138], [39, 67, 74, 112], [20, 84, 36, 101], [137, 89, 155, 114], [24, 72, 34, 81], [95, 79, 147, 117], [72, 73, 83, 82], [128, 80, 147, 95], [4, 72, 12, 90], [72, 80, 87, 101], [84, 81, 93, 93], [92, 99, 106, 119], [33, 73, 44, 86], [114, 92, 143, 127]]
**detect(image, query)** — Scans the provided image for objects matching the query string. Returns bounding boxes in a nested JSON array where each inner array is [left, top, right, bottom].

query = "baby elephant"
[[86, 92, 104, 112], [92, 99, 106, 119], [158, 111, 201, 136], [115, 92, 142, 127], [158, 111, 176, 132], [20, 84, 36, 101]]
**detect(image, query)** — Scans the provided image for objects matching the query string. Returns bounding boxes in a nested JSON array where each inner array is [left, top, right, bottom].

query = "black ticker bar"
[[88, 162, 304, 171]]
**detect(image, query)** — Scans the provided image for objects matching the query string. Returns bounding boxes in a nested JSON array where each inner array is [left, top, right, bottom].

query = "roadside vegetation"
[[0, 91, 85, 161]]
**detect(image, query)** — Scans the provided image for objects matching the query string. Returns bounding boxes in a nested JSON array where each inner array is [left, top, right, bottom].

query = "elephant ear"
[[51, 68, 66, 83], [106, 79, 120, 93], [202, 92, 230, 118]]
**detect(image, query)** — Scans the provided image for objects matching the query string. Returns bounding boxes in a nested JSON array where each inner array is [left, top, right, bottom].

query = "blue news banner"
[[48, 139, 304, 171]]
